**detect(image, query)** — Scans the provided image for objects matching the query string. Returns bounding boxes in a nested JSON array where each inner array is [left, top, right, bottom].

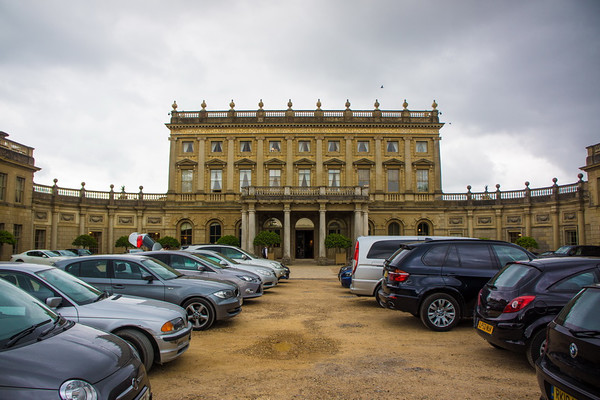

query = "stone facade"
[[1, 102, 599, 263]]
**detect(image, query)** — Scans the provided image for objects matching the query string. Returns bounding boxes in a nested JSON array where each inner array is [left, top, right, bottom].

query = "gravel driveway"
[[148, 263, 540, 399]]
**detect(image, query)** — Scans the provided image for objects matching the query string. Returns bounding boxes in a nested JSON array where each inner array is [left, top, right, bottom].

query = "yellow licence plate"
[[552, 386, 577, 400], [477, 320, 494, 335]]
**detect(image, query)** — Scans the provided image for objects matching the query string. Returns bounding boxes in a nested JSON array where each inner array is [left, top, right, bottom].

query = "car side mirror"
[[46, 297, 63, 308], [141, 272, 154, 282]]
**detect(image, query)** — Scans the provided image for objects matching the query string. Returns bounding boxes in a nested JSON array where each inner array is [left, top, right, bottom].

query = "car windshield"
[[140, 258, 183, 280], [488, 263, 540, 289], [37, 268, 102, 305], [194, 254, 226, 269], [556, 288, 600, 332], [54, 250, 77, 256], [385, 246, 415, 266], [45, 250, 62, 257], [0, 280, 59, 348], [554, 246, 572, 255]]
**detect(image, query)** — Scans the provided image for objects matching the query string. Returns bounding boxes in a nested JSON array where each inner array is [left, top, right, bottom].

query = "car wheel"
[[526, 329, 547, 368], [15, 259, 24, 262], [116, 328, 154, 372], [183, 297, 215, 331], [420, 293, 460, 332], [374, 283, 385, 308]]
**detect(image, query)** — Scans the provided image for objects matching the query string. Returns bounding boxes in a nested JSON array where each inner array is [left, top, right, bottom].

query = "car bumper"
[[378, 286, 419, 315], [473, 315, 527, 353], [350, 277, 379, 296], [155, 324, 193, 364], [214, 297, 243, 321], [536, 353, 600, 400], [240, 282, 263, 298]]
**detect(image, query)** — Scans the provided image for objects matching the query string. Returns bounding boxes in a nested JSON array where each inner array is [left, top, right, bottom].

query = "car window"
[[366, 240, 405, 259], [80, 260, 108, 278], [555, 288, 600, 331], [422, 245, 449, 266], [0, 271, 58, 303], [488, 263, 539, 289], [36, 268, 102, 305], [139, 258, 182, 280], [455, 244, 494, 269], [113, 261, 144, 280], [171, 254, 199, 270], [492, 245, 531, 266], [550, 270, 600, 292]]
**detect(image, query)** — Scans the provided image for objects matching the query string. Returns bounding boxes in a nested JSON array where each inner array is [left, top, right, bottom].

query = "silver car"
[[54, 254, 243, 331], [140, 250, 264, 299], [0, 263, 192, 372], [190, 249, 279, 289]]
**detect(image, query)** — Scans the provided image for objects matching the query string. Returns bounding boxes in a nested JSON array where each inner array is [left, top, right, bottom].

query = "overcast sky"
[[2, 0, 598, 194]]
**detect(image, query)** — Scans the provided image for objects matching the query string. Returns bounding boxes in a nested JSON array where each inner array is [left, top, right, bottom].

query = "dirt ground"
[[148, 263, 540, 399]]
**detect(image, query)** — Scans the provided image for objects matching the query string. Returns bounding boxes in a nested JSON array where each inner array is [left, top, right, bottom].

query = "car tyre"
[[116, 328, 154, 372], [526, 329, 547, 368], [374, 283, 385, 308], [183, 297, 215, 331], [420, 293, 460, 332]]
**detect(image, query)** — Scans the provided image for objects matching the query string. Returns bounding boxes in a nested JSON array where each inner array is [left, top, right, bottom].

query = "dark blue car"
[[338, 265, 352, 288]]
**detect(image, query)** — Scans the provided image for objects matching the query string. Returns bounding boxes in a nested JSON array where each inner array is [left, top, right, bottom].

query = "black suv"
[[379, 239, 535, 331], [536, 284, 600, 400], [475, 257, 600, 366]]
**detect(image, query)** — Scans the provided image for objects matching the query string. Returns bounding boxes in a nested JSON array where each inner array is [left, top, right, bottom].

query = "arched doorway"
[[295, 218, 314, 259]]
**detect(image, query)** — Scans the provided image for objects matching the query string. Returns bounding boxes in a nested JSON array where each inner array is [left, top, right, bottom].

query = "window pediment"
[[205, 158, 227, 167], [176, 158, 198, 167], [323, 158, 346, 166], [293, 158, 316, 166], [265, 158, 286, 166], [412, 158, 434, 166], [234, 158, 257, 166], [352, 158, 375, 166], [383, 158, 405, 166]]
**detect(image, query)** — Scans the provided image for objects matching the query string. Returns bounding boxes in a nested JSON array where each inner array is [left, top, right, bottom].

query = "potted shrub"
[[158, 236, 180, 250], [72, 234, 98, 252], [325, 233, 352, 265], [515, 236, 539, 253], [115, 236, 134, 253], [217, 235, 240, 247], [253, 231, 281, 259]]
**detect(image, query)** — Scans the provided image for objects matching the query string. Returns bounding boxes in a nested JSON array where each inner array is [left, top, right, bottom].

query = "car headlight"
[[269, 262, 281, 268], [236, 275, 255, 282], [161, 317, 186, 332], [60, 380, 98, 400], [213, 289, 236, 299]]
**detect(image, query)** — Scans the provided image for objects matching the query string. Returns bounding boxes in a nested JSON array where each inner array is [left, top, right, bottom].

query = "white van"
[[349, 235, 469, 304]]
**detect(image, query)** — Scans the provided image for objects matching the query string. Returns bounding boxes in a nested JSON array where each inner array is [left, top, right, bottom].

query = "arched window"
[[388, 222, 401, 236], [328, 221, 341, 235], [180, 222, 193, 246], [417, 221, 431, 236], [209, 222, 222, 244]]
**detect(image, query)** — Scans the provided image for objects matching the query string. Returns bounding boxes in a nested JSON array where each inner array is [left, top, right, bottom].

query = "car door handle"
[[112, 284, 125, 289]]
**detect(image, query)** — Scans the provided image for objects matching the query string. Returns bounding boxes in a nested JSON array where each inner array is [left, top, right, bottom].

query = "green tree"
[[324, 233, 352, 252], [72, 234, 98, 249], [158, 236, 180, 249], [253, 231, 281, 250], [0, 230, 16, 246], [115, 236, 134, 252], [217, 235, 240, 247], [516, 236, 539, 252]]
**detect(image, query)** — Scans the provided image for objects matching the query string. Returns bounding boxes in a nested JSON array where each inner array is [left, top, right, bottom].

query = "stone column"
[[248, 204, 256, 251], [286, 137, 294, 186], [362, 205, 369, 235], [353, 204, 362, 241], [241, 207, 248, 251], [51, 208, 59, 250], [108, 209, 115, 254], [318, 203, 327, 262], [283, 204, 291, 264], [256, 136, 264, 187], [404, 139, 413, 191], [167, 137, 177, 193], [375, 136, 383, 192], [316, 136, 323, 184], [551, 205, 560, 249], [345, 136, 353, 185], [467, 209, 474, 238], [495, 208, 503, 240], [197, 138, 205, 192], [226, 137, 235, 192], [433, 137, 442, 193]]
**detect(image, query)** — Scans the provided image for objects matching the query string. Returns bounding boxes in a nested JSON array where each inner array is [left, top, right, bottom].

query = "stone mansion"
[[1, 99, 599, 263]]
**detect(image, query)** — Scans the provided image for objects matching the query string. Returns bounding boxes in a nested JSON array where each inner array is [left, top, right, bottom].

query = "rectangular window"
[[35, 229, 46, 249], [13, 224, 22, 253], [358, 169, 370, 187], [565, 229, 578, 245], [357, 141, 369, 152], [387, 141, 399, 153], [240, 141, 251, 152], [298, 141, 310, 152], [15, 177, 25, 203], [269, 170, 281, 187], [508, 231, 522, 244], [328, 141, 340, 152], [269, 141, 281, 152], [0, 173, 6, 201], [416, 141, 428, 152], [181, 170, 193, 193], [387, 169, 399, 192], [210, 170, 222, 192], [299, 169, 311, 187], [240, 169, 251, 190], [211, 141, 223, 152], [416, 170, 429, 192], [182, 141, 194, 153], [328, 169, 341, 187]]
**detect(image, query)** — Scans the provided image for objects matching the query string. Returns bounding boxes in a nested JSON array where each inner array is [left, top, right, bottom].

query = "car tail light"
[[502, 295, 535, 313], [477, 289, 482, 307], [351, 241, 359, 275], [388, 269, 409, 282]]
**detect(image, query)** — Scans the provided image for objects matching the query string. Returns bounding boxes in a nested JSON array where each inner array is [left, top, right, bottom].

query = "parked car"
[[474, 257, 600, 366], [140, 250, 263, 299], [0, 277, 151, 399], [10, 249, 73, 265], [182, 244, 290, 279], [0, 262, 192, 371], [541, 245, 600, 257], [190, 249, 279, 289], [66, 248, 93, 256], [54, 254, 242, 330], [379, 239, 535, 331], [536, 284, 600, 400], [350, 236, 470, 305], [338, 264, 352, 288], [52, 249, 78, 256]]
